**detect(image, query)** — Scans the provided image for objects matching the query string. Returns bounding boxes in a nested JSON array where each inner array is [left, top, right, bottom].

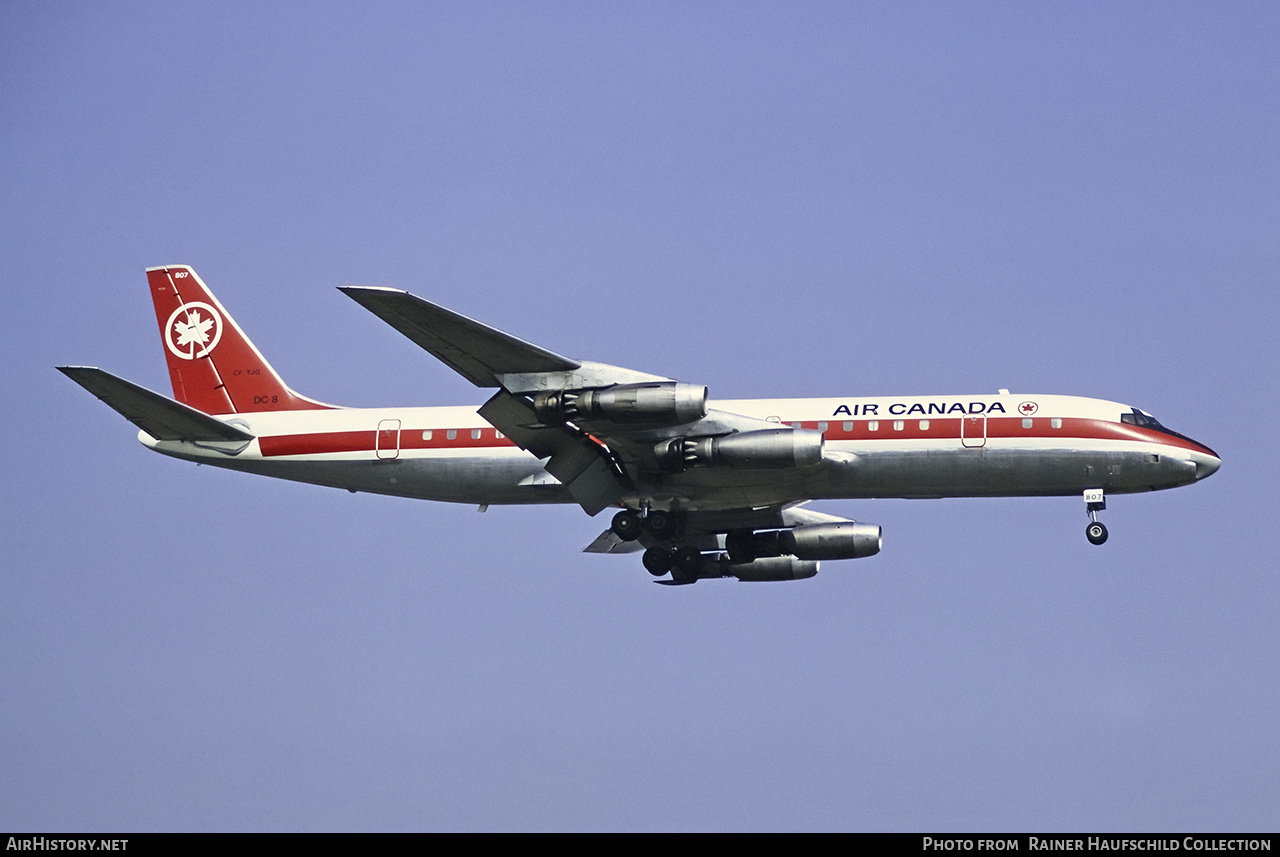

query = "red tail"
[[147, 265, 331, 414]]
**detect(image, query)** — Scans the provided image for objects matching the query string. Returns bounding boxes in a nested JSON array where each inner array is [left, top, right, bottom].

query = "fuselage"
[[144, 391, 1221, 512]]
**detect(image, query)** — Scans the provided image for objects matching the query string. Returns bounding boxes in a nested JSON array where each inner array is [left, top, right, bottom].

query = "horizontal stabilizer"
[[58, 366, 255, 443], [339, 287, 580, 387]]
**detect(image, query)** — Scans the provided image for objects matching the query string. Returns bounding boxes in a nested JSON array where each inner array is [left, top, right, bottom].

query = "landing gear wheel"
[[645, 510, 676, 539], [1086, 521, 1109, 545], [642, 547, 673, 576], [672, 545, 704, 576], [611, 510, 643, 541]]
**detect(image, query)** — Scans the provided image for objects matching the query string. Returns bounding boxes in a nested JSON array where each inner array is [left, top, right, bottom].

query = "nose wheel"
[[1086, 521, 1109, 545], [1084, 489, 1108, 545]]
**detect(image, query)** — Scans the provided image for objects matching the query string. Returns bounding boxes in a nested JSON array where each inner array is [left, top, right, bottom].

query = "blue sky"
[[3, 2, 1277, 831]]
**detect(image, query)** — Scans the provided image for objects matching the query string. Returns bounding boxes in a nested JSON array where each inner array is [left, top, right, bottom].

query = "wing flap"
[[58, 366, 255, 444], [478, 391, 626, 516]]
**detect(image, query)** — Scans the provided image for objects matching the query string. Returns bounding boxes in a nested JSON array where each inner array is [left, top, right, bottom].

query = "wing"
[[339, 287, 668, 392], [582, 529, 645, 554], [339, 288, 686, 515], [337, 287, 580, 387], [340, 287, 836, 517]]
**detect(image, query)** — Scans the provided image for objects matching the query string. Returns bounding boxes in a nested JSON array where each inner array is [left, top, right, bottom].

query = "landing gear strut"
[[1084, 489, 1108, 545]]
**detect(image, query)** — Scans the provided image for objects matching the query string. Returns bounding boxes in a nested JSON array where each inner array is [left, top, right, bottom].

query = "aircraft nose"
[[1195, 452, 1221, 480]]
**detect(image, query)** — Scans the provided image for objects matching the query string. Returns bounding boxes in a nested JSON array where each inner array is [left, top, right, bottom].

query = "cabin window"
[[843, 421, 853, 432], [422, 430, 432, 441], [818, 421, 828, 433], [919, 420, 929, 431], [1022, 418, 1033, 429], [1051, 418, 1062, 429], [446, 429, 457, 440], [495, 431, 504, 439], [471, 428, 482, 439], [868, 421, 879, 432], [893, 420, 904, 431]]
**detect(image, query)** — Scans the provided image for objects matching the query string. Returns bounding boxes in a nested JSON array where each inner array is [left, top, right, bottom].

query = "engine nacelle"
[[784, 522, 882, 560], [666, 553, 820, 583], [727, 522, 882, 561], [724, 555, 820, 582], [656, 427, 824, 471], [534, 382, 707, 426]]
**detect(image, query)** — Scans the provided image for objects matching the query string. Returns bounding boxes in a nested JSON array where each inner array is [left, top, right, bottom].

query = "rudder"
[[147, 265, 331, 414]]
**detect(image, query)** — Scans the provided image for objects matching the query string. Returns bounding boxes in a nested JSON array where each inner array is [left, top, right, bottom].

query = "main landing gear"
[[641, 544, 703, 581], [613, 508, 705, 583], [611, 507, 679, 542], [1084, 489, 1108, 545]]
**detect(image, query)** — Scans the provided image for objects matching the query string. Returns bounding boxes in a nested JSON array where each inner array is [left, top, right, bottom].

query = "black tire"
[[645, 510, 676, 539], [643, 547, 673, 576], [611, 510, 643, 541], [673, 545, 704, 575], [1086, 521, 1109, 545]]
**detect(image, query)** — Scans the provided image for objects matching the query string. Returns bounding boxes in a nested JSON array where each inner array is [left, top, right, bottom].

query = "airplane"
[[59, 265, 1221, 585]]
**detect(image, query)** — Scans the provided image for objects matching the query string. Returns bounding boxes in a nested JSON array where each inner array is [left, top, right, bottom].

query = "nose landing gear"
[[1084, 489, 1108, 545]]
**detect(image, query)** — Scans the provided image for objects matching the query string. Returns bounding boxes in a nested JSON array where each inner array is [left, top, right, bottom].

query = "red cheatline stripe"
[[259, 427, 517, 457], [257, 417, 1216, 459]]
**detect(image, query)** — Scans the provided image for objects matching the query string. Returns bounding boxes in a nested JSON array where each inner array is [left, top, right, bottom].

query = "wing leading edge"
[[337, 287, 580, 387], [339, 286, 670, 393]]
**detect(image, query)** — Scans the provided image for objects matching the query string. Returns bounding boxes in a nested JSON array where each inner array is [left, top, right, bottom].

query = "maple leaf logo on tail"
[[174, 310, 213, 349], [164, 301, 223, 360]]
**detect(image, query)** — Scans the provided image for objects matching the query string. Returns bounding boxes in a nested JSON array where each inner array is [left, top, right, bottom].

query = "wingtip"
[[338, 285, 409, 298]]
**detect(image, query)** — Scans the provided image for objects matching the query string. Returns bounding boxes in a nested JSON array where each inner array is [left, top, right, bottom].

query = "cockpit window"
[[1121, 409, 1165, 429], [1121, 408, 1200, 444]]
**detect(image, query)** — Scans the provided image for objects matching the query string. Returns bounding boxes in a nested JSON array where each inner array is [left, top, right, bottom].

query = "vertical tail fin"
[[147, 265, 331, 414]]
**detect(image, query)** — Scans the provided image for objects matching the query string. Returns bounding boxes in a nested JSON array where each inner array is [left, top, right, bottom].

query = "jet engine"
[[662, 553, 820, 583], [534, 382, 707, 426], [725, 555, 820, 582], [726, 522, 882, 562], [656, 427, 824, 472]]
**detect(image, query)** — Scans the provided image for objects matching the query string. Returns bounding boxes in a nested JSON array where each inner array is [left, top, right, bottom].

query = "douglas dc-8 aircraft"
[[60, 266, 1220, 585]]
